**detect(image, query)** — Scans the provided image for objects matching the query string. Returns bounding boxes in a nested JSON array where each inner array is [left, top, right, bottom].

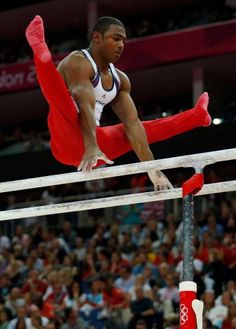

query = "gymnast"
[[25, 15, 211, 190]]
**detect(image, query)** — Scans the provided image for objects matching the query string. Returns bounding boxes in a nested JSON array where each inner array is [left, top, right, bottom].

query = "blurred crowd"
[[0, 167, 235, 329], [1, 0, 236, 65], [0, 126, 50, 157]]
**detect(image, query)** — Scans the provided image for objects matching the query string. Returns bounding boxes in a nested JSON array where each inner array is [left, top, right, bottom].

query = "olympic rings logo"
[[180, 304, 188, 325]]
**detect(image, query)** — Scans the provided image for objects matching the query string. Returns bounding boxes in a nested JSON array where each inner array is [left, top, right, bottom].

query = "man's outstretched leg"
[[143, 91, 211, 144], [26, 15, 85, 164], [97, 92, 211, 160], [26, 15, 79, 123], [25, 15, 51, 63]]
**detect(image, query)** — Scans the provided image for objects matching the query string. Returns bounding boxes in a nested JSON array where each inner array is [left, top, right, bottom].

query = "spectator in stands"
[[101, 274, 129, 328], [91, 223, 107, 248], [199, 214, 224, 241], [155, 261, 172, 288], [153, 242, 175, 267], [207, 291, 231, 328], [119, 232, 137, 262], [222, 301, 236, 329], [202, 290, 216, 318], [222, 232, 236, 281], [0, 308, 10, 329], [21, 269, 47, 305], [62, 307, 89, 329], [80, 251, 97, 284], [4, 288, 25, 319], [28, 304, 49, 327], [117, 204, 143, 227], [0, 233, 11, 253], [141, 215, 165, 243], [65, 281, 82, 313], [7, 305, 31, 329], [42, 277, 68, 319], [128, 285, 155, 329], [203, 247, 225, 297], [128, 274, 153, 302], [114, 265, 135, 294], [79, 276, 105, 321], [74, 237, 86, 262], [0, 274, 12, 301], [132, 251, 159, 279], [59, 221, 77, 250], [12, 225, 29, 246], [224, 280, 236, 302], [110, 251, 130, 277], [157, 274, 179, 320]]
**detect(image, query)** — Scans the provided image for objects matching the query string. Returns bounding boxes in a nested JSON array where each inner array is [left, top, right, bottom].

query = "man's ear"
[[92, 31, 102, 44]]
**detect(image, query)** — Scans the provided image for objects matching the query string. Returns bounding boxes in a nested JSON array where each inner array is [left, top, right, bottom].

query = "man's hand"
[[148, 170, 173, 191], [77, 146, 113, 172]]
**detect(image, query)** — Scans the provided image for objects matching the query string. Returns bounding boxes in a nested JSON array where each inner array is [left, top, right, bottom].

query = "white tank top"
[[81, 49, 121, 126]]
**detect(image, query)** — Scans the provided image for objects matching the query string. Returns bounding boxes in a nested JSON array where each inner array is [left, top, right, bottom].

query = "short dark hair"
[[92, 16, 124, 35]]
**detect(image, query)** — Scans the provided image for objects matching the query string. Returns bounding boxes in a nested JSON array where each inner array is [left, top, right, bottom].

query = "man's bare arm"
[[111, 72, 153, 162], [111, 71, 173, 190], [58, 53, 113, 171]]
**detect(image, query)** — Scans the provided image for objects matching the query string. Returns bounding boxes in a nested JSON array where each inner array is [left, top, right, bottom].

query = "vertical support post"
[[182, 193, 194, 282], [179, 173, 204, 329]]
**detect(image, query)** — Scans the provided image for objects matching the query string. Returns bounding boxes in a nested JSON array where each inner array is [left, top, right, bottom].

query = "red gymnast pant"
[[34, 56, 210, 168]]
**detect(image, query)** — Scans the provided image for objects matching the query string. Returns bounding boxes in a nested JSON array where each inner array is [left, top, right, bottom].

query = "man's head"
[[91, 16, 126, 63], [92, 16, 124, 36], [134, 284, 144, 300]]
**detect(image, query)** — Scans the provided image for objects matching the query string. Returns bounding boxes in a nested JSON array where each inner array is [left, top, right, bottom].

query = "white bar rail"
[[0, 180, 235, 221], [0, 148, 235, 193]]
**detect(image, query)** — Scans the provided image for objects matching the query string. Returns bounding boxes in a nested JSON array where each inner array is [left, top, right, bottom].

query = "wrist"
[[139, 150, 154, 162], [84, 143, 99, 150]]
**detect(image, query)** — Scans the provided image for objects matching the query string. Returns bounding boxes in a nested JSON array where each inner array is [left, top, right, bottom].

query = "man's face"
[[96, 24, 126, 63], [135, 286, 143, 300]]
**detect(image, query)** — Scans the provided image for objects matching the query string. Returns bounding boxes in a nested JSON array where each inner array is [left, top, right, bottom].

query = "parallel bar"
[[0, 180, 235, 221], [0, 148, 236, 193]]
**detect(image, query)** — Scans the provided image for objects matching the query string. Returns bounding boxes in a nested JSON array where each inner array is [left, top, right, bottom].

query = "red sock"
[[26, 15, 51, 63]]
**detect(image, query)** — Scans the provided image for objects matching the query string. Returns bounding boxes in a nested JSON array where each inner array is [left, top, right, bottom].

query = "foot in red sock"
[[25, 15, 51, 63], [194, 92, 211, 126]]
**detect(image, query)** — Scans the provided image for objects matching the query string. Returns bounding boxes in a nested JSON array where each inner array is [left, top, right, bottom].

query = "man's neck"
[[88, 46, 110, 73]]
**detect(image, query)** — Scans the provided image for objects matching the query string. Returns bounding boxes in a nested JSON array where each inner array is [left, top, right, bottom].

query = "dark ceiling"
[[0, 0, 208, 12], [0, 0, 212, 42]]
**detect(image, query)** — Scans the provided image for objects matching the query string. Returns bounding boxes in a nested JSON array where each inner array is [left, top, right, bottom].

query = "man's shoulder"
[[58, 51, 91, 70], [58, 50, 94, 77], [114, 68, 130, 91], [115, 68, 129, 81]]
